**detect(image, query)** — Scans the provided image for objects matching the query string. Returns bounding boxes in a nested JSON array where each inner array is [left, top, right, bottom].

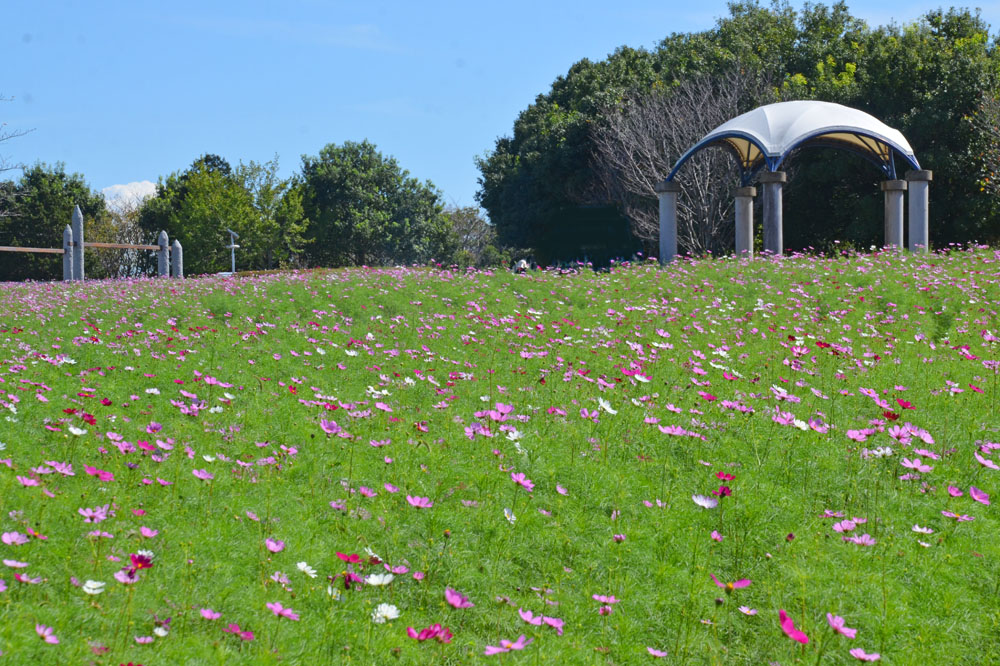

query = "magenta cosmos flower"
[[265, 538, 285, 553], [850, 648, 881, 661], [406, 495, 433, 508], [445, 587, 474, 608], [407, 623, 452, 643], [192, 469, 214, 481], [485, 634, 533, 655], [710, 574, 750, 593], [779, 610, 809, 644]]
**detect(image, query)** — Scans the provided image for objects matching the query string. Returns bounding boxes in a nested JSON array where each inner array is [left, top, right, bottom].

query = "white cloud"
[[102, 181, 157, 207]]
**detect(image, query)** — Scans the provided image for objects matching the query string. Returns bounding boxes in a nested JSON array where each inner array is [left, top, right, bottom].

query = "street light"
[[225, 228, 240, 274]]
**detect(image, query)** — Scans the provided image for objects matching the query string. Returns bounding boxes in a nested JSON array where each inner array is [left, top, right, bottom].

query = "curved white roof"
[[668, 100, 919, 180]]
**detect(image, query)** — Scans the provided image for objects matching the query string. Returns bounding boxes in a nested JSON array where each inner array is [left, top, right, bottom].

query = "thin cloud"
[[170, 16, 400, 53]]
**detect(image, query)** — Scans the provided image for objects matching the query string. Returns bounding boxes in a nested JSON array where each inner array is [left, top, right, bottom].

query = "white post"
[[881, 179, 907, 249], [157, 231, 169, 277], [906, 170, 932, 252], [655, 179, 680, 264], [63, 225, 74, 281], [734, 186, 756, 258], [171, 240, 183, 278], [759, 171, 786, 256], [71, 205, 84, 280]]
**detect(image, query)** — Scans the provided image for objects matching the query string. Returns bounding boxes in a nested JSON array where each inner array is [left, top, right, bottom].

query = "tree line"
[[477, 1, 1000, 263], [0, 142, 505, 280]]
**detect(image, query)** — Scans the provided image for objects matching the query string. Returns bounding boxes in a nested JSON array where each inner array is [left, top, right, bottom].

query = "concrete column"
[[157, 231, 169, 277], [734, 186, 756, 258], [881, 179, 907, 249], [71, 205, 84, 280], [759, 171, 786, 256], [906, 170, 932, 252], [655, 179, 681, 264], [171, 240, 183, 278], [63, 225, 74, 281]]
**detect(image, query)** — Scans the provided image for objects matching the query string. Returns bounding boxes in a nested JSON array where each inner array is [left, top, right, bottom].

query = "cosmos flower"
[[779, 609, 809, 644], [406, 495, 433, 508], [710, 574, 751, 593], [485, 634, 533, 655], [35, 624, 58, 644], [445, 587, 474, 608], [692, 494, 718, 509], [827, 613, 857, 638], [372, 603, 400, 624], [266, 601, 300, 620], [850, 648, 881, 661]]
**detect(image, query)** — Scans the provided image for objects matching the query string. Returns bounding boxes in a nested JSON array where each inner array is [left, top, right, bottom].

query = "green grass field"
[[1, 248, 999, 664]]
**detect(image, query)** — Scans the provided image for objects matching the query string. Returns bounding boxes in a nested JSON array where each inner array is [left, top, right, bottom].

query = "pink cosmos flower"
[[941, 510, 975, 522], [710, 530, 723, 542], [35, 624, 58, 644], [710, 574, 751, 593], [200, 608, 221, 620], [592, 594, 619, 604], [16, 476, 38, 487], [647, 647, 669, 657], [192, 469, 213, 481], [265, 538, 285, 553], [947, 486, 963, 497], [901, 458, 932, 474], [511, 472, 535, 492], [485, 634, 533, 655], [843, 533, 877, 546], [135, 636, 154, 644], [613, 534, 626, 543], [266, 601, 299, 620], [556, 484, 568, 495], [832, 520, 857, 533], [970, 486, 990, 505], [445, 587, 474, 608], [850, 648, 881, 661], [738, 606, 757, 615], [406, 495, 433, 508], [140, 526, 158, 538], [0, 579, 6, 592], [517, 608, 564, 635], [975, 452, 999, 470], [779, 609, 809, 644], [827, 613, 857, 638], [1, 532, 28, 546], [3, 559, 28, 568], [384, 483, 399, 493]]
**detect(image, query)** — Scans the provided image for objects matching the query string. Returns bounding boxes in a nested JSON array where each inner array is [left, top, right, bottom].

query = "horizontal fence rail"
[[0, 246, 67, 254], [0, 206, 183, 281], [83, 242, 162, 251]]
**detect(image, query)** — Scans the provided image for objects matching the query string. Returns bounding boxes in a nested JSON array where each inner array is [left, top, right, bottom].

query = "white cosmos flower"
[[503, 507, 517, 524], [372, 603, 400, 624], [297, 561, 317, 578], [153, 626, 169, 637], [326, 585, 342, 601], [208, 406, 223, 414], [365, 573, 394, 586], [792, 419, 809, 431], [145, 388, 160, 395], [68, 425, 87, 436], [597, 398, 617, 415], [364, 546, 382, 560], [912, 525, 934, 534], [82, 579, 106, 595], [692, 494, 718, 510]]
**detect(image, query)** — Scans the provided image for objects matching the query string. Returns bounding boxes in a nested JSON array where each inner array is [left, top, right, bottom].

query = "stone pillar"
[[906, 170, 932, 252], [759, 171, 786, 256], [157, 231, 169, 277], [171, 240, 183, 278], [63, 225, 74, 281], [734, 186, 756, 258], [654, 179, 681, 264], [881, 179, 907, 249], [71, 205, 84, 281]]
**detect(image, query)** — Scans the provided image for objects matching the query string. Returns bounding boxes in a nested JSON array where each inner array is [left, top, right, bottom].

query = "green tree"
[[140, 155, 308, 274], [300, 140, 453, 267], [0, 163, 105, 281]]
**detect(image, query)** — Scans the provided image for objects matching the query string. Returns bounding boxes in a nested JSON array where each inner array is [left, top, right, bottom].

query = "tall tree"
[[300, 140, 454, 266]]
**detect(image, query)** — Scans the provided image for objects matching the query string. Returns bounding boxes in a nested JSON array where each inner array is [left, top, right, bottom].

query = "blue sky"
[[3, 1, 999, 208]]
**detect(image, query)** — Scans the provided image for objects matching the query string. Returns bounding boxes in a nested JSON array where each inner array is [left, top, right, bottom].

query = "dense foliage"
[[477, 1, 1000, 260]]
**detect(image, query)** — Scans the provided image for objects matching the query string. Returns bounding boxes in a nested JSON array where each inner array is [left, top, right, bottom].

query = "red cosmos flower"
[[896, 399, 914, 410], [882, 411, 899, 421], [715, 471, 735, 481], [336, 552, 361, 563], [711, 486, 732, 498], [129, 553, 153, 575]]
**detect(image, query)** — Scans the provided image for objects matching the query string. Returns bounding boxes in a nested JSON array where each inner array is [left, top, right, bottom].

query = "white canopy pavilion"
[[655, 101, 932, 262]]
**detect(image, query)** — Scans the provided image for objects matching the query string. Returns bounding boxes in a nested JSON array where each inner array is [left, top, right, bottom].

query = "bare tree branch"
[[591, 69, 776, 255]]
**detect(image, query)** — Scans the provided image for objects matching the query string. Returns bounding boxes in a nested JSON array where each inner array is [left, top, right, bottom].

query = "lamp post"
[[226, 228, 239, 274]]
